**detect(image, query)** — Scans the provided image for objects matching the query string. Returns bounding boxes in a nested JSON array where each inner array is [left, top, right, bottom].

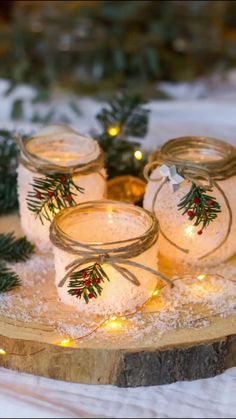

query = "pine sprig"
[[178, 183, 221, 234], [0, 232, 34, 262], [96, 94, 149, 178], [97, 95, 149, 140], [27, 173, 84, 224], [0, 262, 21, 293], [0, 233, 34, 293], [0, 130, 18, 214], [68, 263, 110, 304]]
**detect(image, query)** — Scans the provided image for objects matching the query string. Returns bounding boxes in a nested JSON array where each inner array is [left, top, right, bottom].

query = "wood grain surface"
[[0, 214, 235, 387]]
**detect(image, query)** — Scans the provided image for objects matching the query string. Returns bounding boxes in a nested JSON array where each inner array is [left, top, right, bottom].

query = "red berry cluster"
[[76, 271, 102, 299], [187, 196, 214, 235], [34, 175, 73, 202]]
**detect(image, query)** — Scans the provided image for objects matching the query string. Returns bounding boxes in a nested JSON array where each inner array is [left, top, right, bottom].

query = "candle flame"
[[185, 225, 194, 237], [107, 205, 113, 223]]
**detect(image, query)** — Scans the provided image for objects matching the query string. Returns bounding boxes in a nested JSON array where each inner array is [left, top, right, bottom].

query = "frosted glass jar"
[[144, 136, 236, 267], [17, 125, 106, 250], [50, 200, 160, 316]]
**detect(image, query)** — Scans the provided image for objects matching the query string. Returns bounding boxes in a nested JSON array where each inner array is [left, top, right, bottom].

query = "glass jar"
[[144, 136, 236, 266], [50, 200, 160, 316], [17, 125, 106, 250]]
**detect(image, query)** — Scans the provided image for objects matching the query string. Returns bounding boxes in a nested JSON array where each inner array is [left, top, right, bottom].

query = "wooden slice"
[[0, 214, 235, 387]]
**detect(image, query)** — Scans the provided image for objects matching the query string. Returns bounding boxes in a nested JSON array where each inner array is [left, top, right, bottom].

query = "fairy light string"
[[1, 271, 235, 357]]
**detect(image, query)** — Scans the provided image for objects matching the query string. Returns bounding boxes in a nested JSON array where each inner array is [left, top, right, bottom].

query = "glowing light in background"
[[107, 126, 120, 137], [0, 349, 6, 356], [134, 150, 143, 160]]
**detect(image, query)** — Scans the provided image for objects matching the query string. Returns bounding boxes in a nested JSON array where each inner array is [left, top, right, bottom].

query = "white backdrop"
[[1, 92, 236, 418]]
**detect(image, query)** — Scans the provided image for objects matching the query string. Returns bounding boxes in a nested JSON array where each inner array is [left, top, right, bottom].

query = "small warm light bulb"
[[59, 339, 72, 347], [103, 316, 123, 331], [134, 150, 143, 160], [107, 126, 120, 137], [0, 349, 6, 356], [152, 290, 159, 297], [197, 274, 206, 281]]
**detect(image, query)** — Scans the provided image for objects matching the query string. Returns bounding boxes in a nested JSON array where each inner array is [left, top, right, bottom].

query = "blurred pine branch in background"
[[0, 1, 235, 97]]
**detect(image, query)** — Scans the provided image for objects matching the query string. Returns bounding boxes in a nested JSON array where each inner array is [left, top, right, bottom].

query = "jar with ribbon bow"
[[144, 136, 236, 266], [50, 200, 173, 316], [17, 125, 106, 250]]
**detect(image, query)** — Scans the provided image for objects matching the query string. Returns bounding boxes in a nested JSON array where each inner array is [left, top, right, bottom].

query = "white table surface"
[[0, 366, 236, 418], [0, 96, 236, 418]]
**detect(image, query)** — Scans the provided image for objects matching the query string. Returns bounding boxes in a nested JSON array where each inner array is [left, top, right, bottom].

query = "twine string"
[[50, 214, 174, 290], [199, 180, 233, 260], [16, 134, 105, 177]]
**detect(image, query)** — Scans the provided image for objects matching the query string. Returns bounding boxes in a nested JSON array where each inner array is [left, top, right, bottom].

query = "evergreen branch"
[[0, 130, 19, 214], [0, 262, 21, 293], [68, 263, 109, 304], [27, 173, 84, 224], [0, 232, 34, 262], [96, 94, 149, 179], [178, 183, 221, 234], [97, 94, 149, 141]]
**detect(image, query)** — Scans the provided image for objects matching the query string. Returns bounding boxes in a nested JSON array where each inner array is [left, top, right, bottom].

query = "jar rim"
[[17, 126, 104, 175], [50, 200, 158, 253], [24, 127, 100, 167], [160, 136, 234, 163], [148, 136, 236, 181]]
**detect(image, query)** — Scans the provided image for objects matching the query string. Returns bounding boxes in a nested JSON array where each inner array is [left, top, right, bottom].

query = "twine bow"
[[158, 164, 184, 192], [144, 137, 236, 260], [57, 253, 173, 289], [50, 203, 174, 291]]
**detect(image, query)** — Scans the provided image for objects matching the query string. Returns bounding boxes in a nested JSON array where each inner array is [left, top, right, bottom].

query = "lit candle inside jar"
[[144, 136, 236, 266], [17, 125, 106, 250], [50, 201, 161, 316]]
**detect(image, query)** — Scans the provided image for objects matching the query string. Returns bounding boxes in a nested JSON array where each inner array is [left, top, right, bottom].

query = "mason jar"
[[50, 200, 163, 317], [17, 125, 106, 250], [144, 136, 236, 266]]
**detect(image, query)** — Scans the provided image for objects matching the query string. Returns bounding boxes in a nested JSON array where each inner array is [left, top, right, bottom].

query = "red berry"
[[66, 194, 73, 201], [193, 197, 200, 204], [88, 293, 94, 299], [197, 230, 203, 235], [207, 200, 213, 206], [85, 280, 91, 286], [82, 272, 87, 279], [35, 191, 42, 199], [187, 210, 194, 218], [59, 175, 66, 183], [47, 191, 53, 198], [95, 278, 101, 284]]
